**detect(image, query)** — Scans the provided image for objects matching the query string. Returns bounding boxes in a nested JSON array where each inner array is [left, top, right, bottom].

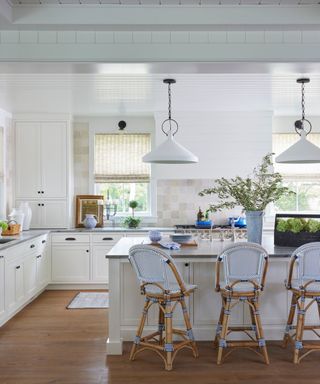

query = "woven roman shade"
[[273, 133, 320, 177], [94, 133, 151, 183]]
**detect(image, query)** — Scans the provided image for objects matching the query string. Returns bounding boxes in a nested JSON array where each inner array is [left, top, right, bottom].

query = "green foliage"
[[0, 221, 8, 231], [305, 219, 320, 233], [199, 153, 293, 212], [129, 200, 138, 210], [287, 218, 305, 234], [276, 219, 288, 232], [123, 216, 141, 229], [276, 218, 320, 234]]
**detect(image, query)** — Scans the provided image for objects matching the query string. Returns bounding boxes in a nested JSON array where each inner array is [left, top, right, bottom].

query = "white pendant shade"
[[275, 131, 320, 164], [142, 133, 198, 164]]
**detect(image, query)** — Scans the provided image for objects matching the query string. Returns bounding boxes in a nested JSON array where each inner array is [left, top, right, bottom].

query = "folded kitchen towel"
[[159, 241, 181, 250]]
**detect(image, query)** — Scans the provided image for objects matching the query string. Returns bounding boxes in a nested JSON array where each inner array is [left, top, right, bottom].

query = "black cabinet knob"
[[16, 265, 21, 269], [42, 240, 46, 244], [38, 203, 41, 206], [86, 250, 89, 253], [184, 263, 189, 267], [41, 191, 44, 194], [36, 255, 41, 259], [30, 244, 35, 248], [37, 191, 40, 194], [41, 204, 44, 207]]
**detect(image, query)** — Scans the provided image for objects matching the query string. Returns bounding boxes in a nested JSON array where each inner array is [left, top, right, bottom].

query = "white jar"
[[18, 202, 32, 231], [8, 208, 24, 232]]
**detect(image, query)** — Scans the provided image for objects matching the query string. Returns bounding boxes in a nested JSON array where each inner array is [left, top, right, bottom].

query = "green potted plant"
[[0, 221, 8, 235], [123, 200, 141, 229], [199, 153, 292, 244]]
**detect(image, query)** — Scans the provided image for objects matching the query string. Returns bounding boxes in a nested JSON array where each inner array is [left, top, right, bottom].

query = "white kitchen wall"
[[73, 111, 272, 226], [0, 109, 13, 217]]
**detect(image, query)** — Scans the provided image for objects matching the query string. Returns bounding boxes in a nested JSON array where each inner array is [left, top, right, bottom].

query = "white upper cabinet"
[[15, 121, 67, 200], [41, 122, 67, 198], [15, 122, 42, 199]]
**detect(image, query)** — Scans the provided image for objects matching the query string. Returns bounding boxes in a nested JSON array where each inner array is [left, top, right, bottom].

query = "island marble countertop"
[[107, 234, 295, 259]]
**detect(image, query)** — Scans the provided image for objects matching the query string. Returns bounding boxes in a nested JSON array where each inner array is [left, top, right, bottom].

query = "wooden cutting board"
[[149, 240, 198, 247]]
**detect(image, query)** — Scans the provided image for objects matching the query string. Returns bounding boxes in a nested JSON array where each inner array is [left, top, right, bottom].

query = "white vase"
[[19, 202, 32, 231], [8, 208, 24, 232]]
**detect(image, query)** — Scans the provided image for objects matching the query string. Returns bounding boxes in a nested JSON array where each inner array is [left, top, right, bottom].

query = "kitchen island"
[[106, 236, 315, 355]]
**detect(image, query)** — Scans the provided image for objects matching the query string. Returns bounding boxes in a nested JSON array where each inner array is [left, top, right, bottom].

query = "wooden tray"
[[150, 240, 198, 247]]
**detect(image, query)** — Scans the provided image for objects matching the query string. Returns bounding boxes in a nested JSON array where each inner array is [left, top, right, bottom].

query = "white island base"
[[106, 236, 319, 355]]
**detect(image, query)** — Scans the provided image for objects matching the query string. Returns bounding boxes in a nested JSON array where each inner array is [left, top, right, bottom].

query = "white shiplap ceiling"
[[7, 0, 320, 5], [1, 72, 320, 116]]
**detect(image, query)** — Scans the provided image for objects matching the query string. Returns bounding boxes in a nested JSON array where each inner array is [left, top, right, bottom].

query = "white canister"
[[18, 202, 32, 231], [8, 208, 24, 232]]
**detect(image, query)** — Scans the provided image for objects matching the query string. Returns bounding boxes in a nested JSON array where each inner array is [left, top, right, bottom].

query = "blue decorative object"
[[228, 217, 247, 228], [195, 220, 212, 228], [148, 230, 162, 242], [82, 214, 97, 229]]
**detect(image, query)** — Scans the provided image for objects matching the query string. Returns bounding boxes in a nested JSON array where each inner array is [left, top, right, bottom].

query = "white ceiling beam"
[[9, 5, 320, 30]]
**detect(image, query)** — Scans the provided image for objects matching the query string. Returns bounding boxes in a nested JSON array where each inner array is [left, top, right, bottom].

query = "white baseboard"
[[47, 283, 108, 290]]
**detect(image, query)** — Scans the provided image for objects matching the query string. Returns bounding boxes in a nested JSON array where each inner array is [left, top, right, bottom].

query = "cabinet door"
[[23, 253, 37, 298], [26, 201, 42, 229], [0, 257, 4, 319], [42, 200, 67, 228], [5, 259, 24, 312], [40, 122, 67, 198], [36, 250, 50, 289], [52, 245, 90, 282], [15, 122, 41, 199], [92, 246, 110, 283]]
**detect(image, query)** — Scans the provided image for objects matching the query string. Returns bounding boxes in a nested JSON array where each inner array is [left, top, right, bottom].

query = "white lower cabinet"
[[92, 246, 110, 283], [0, 256, 5, 320], [23, 253, 38, 298], [51, 245, 90, 282], [2, 234, 49, 325]]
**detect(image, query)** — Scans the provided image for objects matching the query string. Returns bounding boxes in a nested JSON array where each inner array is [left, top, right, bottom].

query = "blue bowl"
[[196, 220, 212, 229], [228, 217, 247, 228], [149, 230, 162, 242]]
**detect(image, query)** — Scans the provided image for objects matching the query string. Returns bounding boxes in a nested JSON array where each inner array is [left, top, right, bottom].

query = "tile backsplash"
[[156, 179, 242, 227]]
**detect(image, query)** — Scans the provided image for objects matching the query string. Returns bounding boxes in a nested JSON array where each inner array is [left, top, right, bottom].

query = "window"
[[272, 133, 320, 213], [94, 133, 151, 215]]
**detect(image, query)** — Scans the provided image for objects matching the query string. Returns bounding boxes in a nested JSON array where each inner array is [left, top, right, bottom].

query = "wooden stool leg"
[[294, 296, 305, 364], [214, 297, 226, 348], [217, 296, 231, 365], [283, 293, 297, 348], [180, 297, 199, 358], [129, 298, 151, 361], [252, 299, 269, 365], [158, 303, 165, 345], [164, 299, 173, 371]]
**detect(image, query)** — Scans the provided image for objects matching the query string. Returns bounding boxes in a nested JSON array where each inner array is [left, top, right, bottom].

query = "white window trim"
[[88, 123, 157, 223]]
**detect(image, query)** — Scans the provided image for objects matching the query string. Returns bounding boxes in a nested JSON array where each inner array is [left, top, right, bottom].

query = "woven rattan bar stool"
[[283, 242, 320, 363], [214, 242, 269, 365], [128, 244, 199, 371]]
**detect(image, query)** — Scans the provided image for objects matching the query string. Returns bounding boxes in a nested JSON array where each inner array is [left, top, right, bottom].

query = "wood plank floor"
[[1, 291, 320, 384]]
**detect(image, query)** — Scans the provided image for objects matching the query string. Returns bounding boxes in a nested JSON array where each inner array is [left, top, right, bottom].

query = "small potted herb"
[[123, 200, 141, 229], [0, 221, 8, 235]]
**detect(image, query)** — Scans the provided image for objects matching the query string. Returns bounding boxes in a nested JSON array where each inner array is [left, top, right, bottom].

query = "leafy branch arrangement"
[[199, 153, 293, 212]]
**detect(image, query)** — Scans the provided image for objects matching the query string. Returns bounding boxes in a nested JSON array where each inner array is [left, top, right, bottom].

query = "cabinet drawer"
[[51, 233, 90, 244], [92, 234, 122, 244]]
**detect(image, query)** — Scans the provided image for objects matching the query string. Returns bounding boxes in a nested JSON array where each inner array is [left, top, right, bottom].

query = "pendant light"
[[143, 79, 198, 164], [276, 78, 320, 164]]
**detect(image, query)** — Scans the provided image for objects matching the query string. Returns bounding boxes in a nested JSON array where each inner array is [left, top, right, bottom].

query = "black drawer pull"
[[103, 237, 114, 241], [65, 237, 76, 241], [86, 250, 89, 253], [42, 240, 46, 244], [37, 255, 41, 259], [184, 263, 189, 267], [0, 255, 3, 259], [16, 265, 21, 269], [30, 244, 35, 248]]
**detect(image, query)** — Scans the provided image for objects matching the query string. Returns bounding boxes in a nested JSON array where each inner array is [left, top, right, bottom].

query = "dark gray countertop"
[[0, 230, 49, 251], [52, 227, 175, 233], [107, 235, 295, 259]]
